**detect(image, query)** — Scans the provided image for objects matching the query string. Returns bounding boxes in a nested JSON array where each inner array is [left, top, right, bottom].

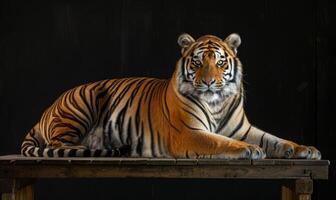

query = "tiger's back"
[[22, 77, 172, 157]]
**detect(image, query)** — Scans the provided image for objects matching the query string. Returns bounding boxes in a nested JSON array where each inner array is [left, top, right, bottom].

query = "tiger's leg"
[[241, 126, 321, 159], [47, 124, 88, 150], [43, 84, 102, 151], [48, 135, 87, 149], [169, 130, 265, 159]]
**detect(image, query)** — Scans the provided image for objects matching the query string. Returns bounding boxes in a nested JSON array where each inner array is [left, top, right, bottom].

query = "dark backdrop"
[[0, 0, 335, 199]]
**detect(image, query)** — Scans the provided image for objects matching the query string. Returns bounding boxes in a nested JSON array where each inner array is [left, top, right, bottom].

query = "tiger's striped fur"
[[21, 33, 321, 159]]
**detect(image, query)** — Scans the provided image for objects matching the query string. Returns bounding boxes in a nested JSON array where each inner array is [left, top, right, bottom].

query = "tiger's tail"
[[21, 124, 130, 157]]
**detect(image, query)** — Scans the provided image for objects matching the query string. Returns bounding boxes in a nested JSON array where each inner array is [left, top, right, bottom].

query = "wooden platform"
[[0, 155, 330, 200]]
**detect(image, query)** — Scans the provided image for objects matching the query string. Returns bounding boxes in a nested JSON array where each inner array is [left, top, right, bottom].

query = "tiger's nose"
[[202, 78, 215, 86]]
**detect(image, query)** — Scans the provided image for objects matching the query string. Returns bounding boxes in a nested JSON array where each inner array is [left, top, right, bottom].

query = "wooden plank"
[[175, 159, 198, 165], [146, 158, 176, 165], [120, 158, 149, 165], [290, 160, 330, 166], [0, 155, 329, 179], [0, 155, 330, 166], [198, 159, 251, 165], [252, 159, 329, 166], [0, 164, 328, 179]]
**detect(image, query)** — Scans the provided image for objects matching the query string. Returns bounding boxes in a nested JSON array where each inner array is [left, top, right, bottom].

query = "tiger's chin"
[[196, 90, 222, 104], [178, 82, 239, 105]]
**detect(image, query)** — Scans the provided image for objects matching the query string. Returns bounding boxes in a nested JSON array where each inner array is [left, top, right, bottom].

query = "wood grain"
[[0, 155, 329, 179]]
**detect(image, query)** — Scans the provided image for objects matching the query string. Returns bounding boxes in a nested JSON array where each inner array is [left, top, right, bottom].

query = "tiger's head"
[[175, 33, 243, 104]]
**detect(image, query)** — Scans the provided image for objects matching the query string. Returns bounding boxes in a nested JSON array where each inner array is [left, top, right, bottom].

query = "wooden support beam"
[[0, 179, 34, 200], [282, 179, 313, 200]]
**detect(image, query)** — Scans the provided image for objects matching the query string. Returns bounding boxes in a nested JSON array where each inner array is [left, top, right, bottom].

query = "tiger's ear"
[[177, 33, 195, 54], [224, 33, 241, 54]]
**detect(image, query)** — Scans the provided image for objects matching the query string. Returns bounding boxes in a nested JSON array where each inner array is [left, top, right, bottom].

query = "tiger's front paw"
[[273, 141, 321, 160], [239, 144, 266, 160]]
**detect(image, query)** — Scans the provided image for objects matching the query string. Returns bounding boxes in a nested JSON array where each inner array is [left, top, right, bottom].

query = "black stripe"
[[80, 86, 95, 123], [109, 79, 139, 113], [185, 150, 190, 158], [143, 80, 158, 102], [259, 132, 266, 147], [51, 126, 80, 141], [71, 87, 92, 126], [161, 83, 180, 133], [24, 138, 39, 147], [240, 125, 252, 141], [228, 113, 244, 138], [163, 83, 170, 120], [65, 89, 91, 131], [26, 147, 34, 156], [99, 80, 128, 129], [134, 79, 157, 132], [273, 141, 279, 151], [182, 107, 208, 130], [91, 79, 110, 92], [185, 96, 212, 130], [179, 97, 197, 113], [147, 88, 156, 157], [217, 96, 241, 132], [116, 104, 128, 143], [93, 149, 102, 157], [23, 148, 30, 156], [211, 102, 227, 115], [83, 149, 91, 157], [53, 131, 82, 139], [129, 79, 146, 105], [56, 105, 88, 135], [119, 145, 131, 156], [228, 59, 238, 82], [105, 150, 112, 157], [181, 119, 204, 131], [55, 112, 87, 135], [136, 123, 144, 156], [104, 79, 133, 115], [58, 149, 65, 157], [265, 140, 269, 154], [157, 131, 163, 156], [126, 117, 132, 145], [47, 149, 53, 157], [68, 149, 77, 157], [52, 136, 76, 145], [180, 57, 186, 78], [106, 121, 113, 146], [99, 79, 126, 115], [37, 148, 43, 156]]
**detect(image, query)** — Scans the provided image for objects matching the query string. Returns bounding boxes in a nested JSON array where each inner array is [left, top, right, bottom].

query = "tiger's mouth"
[[198, 90, 218, 96], [189, 81, 239, 103], [194, 84, 224, 93]]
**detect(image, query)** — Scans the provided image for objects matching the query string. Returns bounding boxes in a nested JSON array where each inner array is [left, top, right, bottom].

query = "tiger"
[[21, 33, 321, 160]]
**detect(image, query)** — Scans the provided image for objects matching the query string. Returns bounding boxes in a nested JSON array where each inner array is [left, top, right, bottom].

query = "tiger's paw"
[[223, 143, 265, 160], [272, 140, 321, 160], [241, 144, 266, 160], [212, 143, 265, 160]]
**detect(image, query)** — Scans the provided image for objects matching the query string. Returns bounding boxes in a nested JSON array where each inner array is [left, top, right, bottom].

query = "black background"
[[0, 0, 335, 199]]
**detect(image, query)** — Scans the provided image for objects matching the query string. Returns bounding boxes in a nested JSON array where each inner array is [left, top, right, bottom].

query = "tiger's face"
[[176, 33, 243, 104]]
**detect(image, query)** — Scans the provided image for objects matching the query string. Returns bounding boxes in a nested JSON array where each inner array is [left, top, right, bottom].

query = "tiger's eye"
[[195, 60, 201, 66], [217, 60, 225, 67]]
